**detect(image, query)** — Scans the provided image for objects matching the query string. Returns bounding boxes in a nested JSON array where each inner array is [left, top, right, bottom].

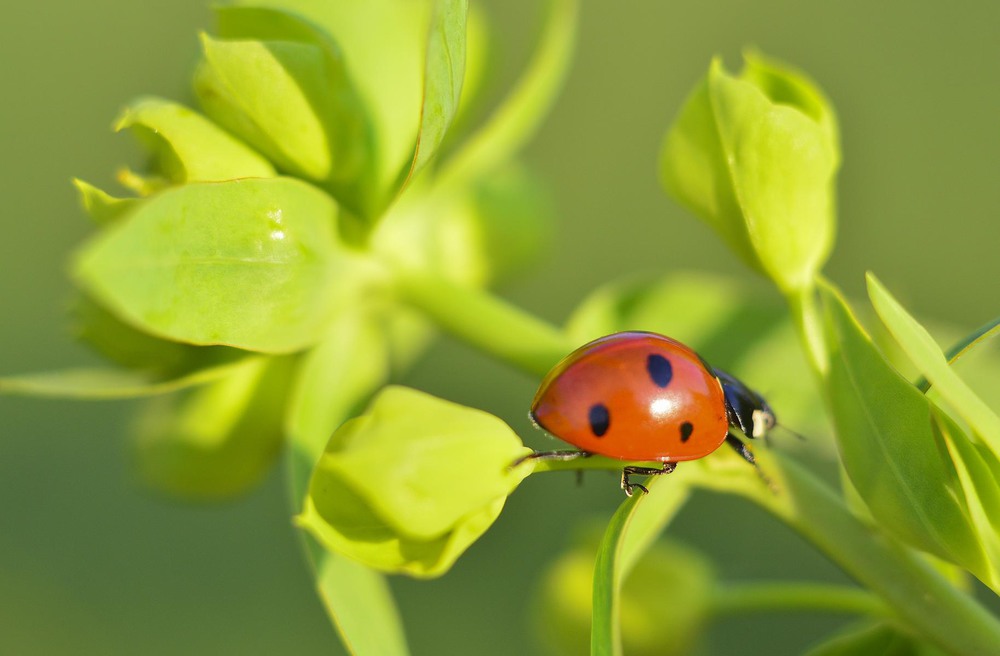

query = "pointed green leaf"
[[868, 273, 1000, 457], [0, 358, 255, 400], [72, 179, 138, 225], [74, 177, 363, 354], [820, 281, 984, 571], [133, 356, 292, 499], [115, 96, 275, 185], [932, 408, 1000, 592], [405, 0, 467, 182], [297, 386, 530, 577], [661, 54, 838, 293]]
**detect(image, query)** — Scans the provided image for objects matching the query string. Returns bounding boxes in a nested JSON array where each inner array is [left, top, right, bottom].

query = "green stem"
[[697, 452, 1000, 656], [392, 269, 573, 376], [711, 581, 887, 618], [786, 281, 828, 375]]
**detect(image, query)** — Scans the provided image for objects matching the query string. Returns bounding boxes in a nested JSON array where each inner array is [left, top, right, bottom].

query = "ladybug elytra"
[[523, 331, 775, 495]]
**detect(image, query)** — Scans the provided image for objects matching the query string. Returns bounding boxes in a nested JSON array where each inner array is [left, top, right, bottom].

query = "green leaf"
[[805, 622, 944, 656], [405, 0, 467, 182], [72, 179, 138, 225], [819, 281, 985, 572], [297, 386, 530, 577], [114, 96, 275, 185], [868, 273, 1000, 457], [0, 359, 254, 400], [592, 493, 642, 656], [194, 33, 370, 207], [230, 0, 469, 219], [74, 177, 363, 354], [660, 54, 838, 293], [932, 408, 1000, 592], [209, 6, 375, 216], [132, 356, 293, 499]]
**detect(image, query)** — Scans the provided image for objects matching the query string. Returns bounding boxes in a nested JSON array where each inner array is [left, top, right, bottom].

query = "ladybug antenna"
[[775, 423, 808, 442]]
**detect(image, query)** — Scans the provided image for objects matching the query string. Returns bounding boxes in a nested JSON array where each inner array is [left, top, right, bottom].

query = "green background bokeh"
[[2, 1, 999, 654]]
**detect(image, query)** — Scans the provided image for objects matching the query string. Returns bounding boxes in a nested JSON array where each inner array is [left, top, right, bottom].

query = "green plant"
[[4, 1, 1000, 654]]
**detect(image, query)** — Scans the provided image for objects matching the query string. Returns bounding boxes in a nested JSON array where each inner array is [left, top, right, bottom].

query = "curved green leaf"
[[592, 493, 643, 656], [404, 0, 467, 183], [74, 177, 363, 354], [820, 282, 984, 573], [72, 179, 138, 225], [115, 96, 275, 184], [932, 408, 1000, 592]]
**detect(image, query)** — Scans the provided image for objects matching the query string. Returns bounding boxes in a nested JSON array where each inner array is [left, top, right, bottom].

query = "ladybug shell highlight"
[[530, 332, 728, 462]]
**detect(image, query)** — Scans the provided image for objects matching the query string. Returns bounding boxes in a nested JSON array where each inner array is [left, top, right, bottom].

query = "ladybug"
[[523, 331, 775, 495]]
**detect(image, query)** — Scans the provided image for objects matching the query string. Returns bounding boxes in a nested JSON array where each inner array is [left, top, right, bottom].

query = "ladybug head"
[[714, 368, 775, 440]]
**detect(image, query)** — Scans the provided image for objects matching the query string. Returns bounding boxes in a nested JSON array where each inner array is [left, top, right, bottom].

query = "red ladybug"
[[524, 331, 775, 495]]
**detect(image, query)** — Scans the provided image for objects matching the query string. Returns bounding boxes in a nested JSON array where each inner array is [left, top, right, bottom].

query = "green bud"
[[661, 53, 839, 293], [297, 386, 530, 578]]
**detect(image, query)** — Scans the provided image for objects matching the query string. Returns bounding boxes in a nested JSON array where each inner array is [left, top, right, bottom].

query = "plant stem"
[[711, 581, 886, 618], [698, 452, 1000, 656], [786, 282, 828, 376], [392, 269, 573, 376]]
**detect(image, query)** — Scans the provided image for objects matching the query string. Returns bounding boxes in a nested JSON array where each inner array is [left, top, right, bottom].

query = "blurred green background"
[[2, 1, 999, 654]]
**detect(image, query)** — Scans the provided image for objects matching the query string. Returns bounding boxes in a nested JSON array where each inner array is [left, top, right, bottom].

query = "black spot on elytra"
[[589, 403, 610, 437], [680, 421, 694, 442], [647, 353, 673, 388]]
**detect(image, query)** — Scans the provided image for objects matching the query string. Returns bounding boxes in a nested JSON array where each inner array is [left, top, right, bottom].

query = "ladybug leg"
[[725, 434, 774, 489], [621, 463, 677, 497], [725, 433, 757, 466], [510, 450, 592, 468]]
